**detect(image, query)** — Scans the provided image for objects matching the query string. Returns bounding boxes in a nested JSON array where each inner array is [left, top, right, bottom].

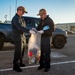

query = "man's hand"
[[32, 28, 36, 31], [29, 30, 36, 34], [32, 28, 37, 32], [38, 30, 44, 34]]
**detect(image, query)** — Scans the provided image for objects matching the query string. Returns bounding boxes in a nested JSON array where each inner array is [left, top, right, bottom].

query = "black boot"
[[20, 58, 25, 67], [20, 63, 25, 67], [44, 66, 51, 72], [38, 66, 45, 70], [13, 64, 22, 72], [44, 68, 50, 72]]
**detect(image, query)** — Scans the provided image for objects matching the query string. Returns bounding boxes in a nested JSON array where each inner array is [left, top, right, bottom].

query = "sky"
[[0, 0, 75, 24]]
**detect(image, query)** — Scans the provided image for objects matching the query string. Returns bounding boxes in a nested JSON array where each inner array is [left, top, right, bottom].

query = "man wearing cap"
[[36, 9, 54, 72], [12, 6, 34, 72]]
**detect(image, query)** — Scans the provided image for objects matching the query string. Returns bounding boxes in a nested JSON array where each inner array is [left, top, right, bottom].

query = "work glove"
[[32, 28, 37, 32], [29, 30, 36, 34], [38, 30, 44, 34], [32, 28, 36, 31]]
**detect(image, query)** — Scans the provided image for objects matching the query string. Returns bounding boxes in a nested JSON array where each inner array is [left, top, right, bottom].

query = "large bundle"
[[28, 32, 41, 64], [28, 25, 50, 64]]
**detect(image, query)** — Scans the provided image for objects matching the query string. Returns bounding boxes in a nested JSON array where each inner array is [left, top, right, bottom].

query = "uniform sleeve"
[[44, 19, 54, 34], [12, 17, 30, 33], [36, 20, 42, 30]]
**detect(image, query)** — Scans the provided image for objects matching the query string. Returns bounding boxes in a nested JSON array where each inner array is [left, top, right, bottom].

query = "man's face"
[[40, 13, 47, 20], [18, 9, 25, 16]]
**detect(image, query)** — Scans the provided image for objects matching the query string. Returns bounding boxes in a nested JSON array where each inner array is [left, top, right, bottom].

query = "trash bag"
[[28, 32, 41, 64], [28, 25, 50, 64]]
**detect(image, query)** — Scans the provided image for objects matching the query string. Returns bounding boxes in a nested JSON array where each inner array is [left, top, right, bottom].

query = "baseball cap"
[[17, 6, 28, 13], [37, 9, 47, 16]]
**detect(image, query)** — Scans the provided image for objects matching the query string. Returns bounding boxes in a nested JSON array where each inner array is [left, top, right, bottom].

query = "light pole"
[[15, 0, 17, 13], [10, 6, 11, 20], [4, 15, 7, 23]]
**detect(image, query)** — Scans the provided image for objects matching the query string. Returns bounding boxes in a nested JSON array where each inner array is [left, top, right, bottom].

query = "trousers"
[[13, 33, 26, 65], [40, 37, 51, 68]]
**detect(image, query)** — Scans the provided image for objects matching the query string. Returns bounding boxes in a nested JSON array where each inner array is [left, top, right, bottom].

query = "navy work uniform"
[[37, 15, 54, 70], [12, 13, 29, 67]]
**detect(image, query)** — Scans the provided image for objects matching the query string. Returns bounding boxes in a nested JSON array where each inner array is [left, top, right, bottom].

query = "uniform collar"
[[16, 13, 22, 18], [41, 15, 49, 21], [16, 13, 19, 17], [44, 15, 49, 20]]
